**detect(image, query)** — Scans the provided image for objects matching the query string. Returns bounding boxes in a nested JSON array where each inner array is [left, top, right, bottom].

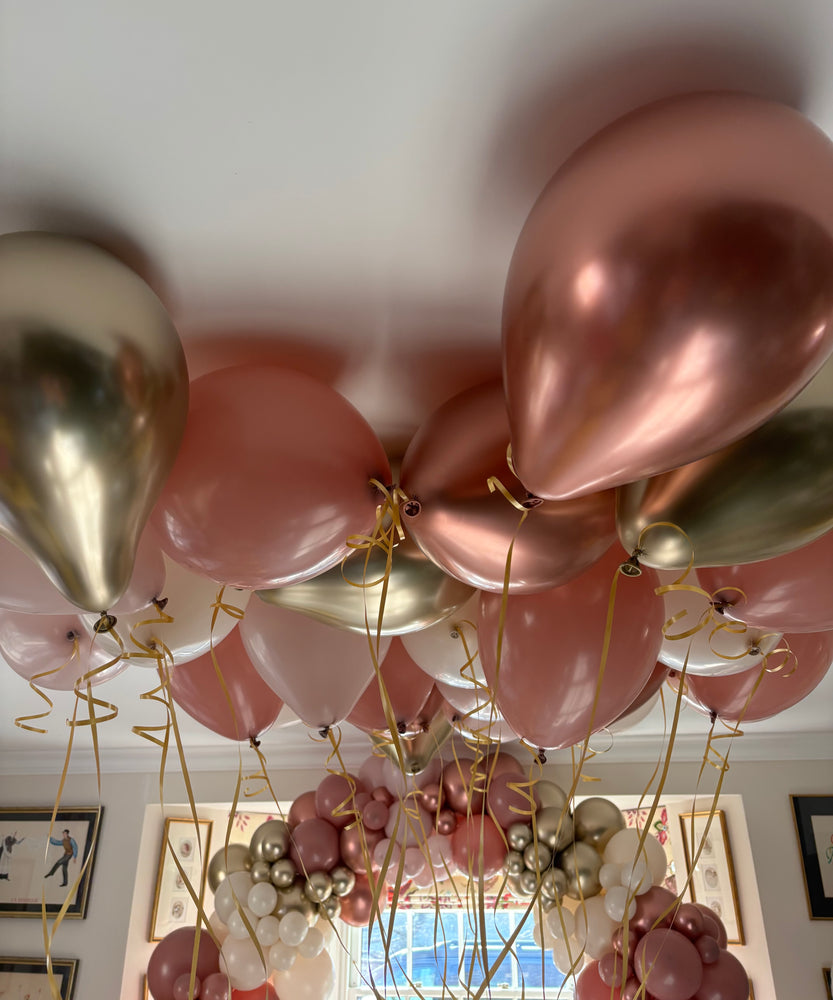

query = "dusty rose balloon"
[[699, 529, 833, 634], [486, 751, 524, 778], [419, 783, 441, 814], [400, 380, 616, 592], [339, 874, 379, 927], [340, 824, 382, 875], [612, 926, 639, 959], [691, 903, 728, 950], [479, 545, 663, 748], [169, 627, 283, 741], [371, 786, 394, 806], [315, 773, 362, 830], [684, 630, 833, 723], [612, 661, 668, 726], [347, 638, 435, 733], [147, 928, 220, 1000], [451, 815, 505, 880], [503, 94, 833, 501], [201, 972, 230, 1000], [695, 935, 720, 965], [435, 810, 457, 836], [635, 928, 703, 1000], [289, 818, 340, 875], [693, 949, 749, 1000], [362, 800, 389, 832], [672, 902, 705, 940], [598, 949, 634, 989], [575, 961, 626, 999], [153, 365, 390, 588], [486, 771, 538, 829], [442, 757, 486, 814], [172, 973, 200, 1000], [632, 886, 678, 936], [288, 791, 318, 829]]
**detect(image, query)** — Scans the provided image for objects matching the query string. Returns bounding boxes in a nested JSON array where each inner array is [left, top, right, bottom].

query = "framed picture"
[[791, 795, 833, 920], [149, 817, 212, 941], [0, 807, 102, 919], [0, 957, 78, 999], [679, 810, 744, 944]]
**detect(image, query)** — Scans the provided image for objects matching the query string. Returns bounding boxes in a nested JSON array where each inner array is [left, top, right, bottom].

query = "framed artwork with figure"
[[791, 795, 833, 919], [0, 807, 102, 918]]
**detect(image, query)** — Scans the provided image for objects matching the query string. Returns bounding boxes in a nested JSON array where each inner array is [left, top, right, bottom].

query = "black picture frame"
[[0, 956, 78, 998], [790, 795, 833, 920], [0, 807, 103, 918]]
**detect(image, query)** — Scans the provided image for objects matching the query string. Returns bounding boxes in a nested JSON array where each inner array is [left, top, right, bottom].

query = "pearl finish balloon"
[[208, 845, 253, 894], [400, 380, 616, 593], [258, 533, 473, 634], [504, 94, 833, 502], [559, 842, 602, 899], [247, 881, 278, 917], [618, 408, 833, 569], [402, 592, 486, 688], [573, 797, 626, 850], [213, 871, 254, 924], [535, 807, 574, 852], [0, 232, 189, 612], [251, 819, 291, 863], [604, 828, 668, 885]]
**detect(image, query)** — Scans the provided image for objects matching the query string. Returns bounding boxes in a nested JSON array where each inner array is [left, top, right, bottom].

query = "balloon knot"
[[747, 645, 761, 657], [709, 710, 718, 724], [319, 726, 330, 738], [249, 736, 261, 749], [397, 721, 407, 734], [402, 499, 422, 517], [537, 748, 547, 765], [66, 630, 78, 641], [619, 553, 642, 577], [154, 596, 169, 612], [93, 612, 117, 634], [711, 601, 727, 615], [521, 493, 543, 509]]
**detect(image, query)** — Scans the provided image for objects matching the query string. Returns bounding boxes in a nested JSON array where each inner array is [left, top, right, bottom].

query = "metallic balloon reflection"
[[371, 712, 453, 775], [257, 534, 473, 635], [0, 233, 188, 611]]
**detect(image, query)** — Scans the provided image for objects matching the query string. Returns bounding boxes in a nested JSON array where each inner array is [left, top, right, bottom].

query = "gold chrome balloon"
[[617, 408, 833, 569], [540, 867, 567, 901], [269, 858, 297, 888], [371, 711, 453, 775], [330, 866, 356, 898], [504, 850, 525, 877], [319, 895, 341, 920], [250, 860, 272, 883], [250, 819, 290, 862], [304, 872, 333, 902], [207, 843, 253, 893], [507, 823, 533, 852], [257, 534, 474, 635], [559, 843, 602, 899], [573, 797, 626, 851], [535, 807, 574, 852], [0, 232, 188, 611], [524, 841, 553, 872]]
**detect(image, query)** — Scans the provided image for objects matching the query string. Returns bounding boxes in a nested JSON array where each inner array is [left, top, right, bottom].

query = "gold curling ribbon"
[[14, 638, 81, 734]]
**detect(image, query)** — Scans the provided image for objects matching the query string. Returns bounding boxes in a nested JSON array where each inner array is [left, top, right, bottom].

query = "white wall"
[[0, 757, 829, 1000]]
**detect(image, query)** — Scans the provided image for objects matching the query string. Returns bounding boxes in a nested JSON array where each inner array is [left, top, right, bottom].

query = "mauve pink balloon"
[[168, 627, 282, 741], [315, 773, 362, 830], [451, 815, 505, 880], [340, 824, 382, 875], [147, 927, 220, 1000], [0, 610, 128, 691], [362, 800, 389, 832], [634, 928, 703, 1000], [575, 961, 627, 1000], [400, 380, 616, 593], [632, 886, 678, 936], [435, 810, 457, 837], [612, 661, 669, 725], [347, 639, 435, 733], [486, 771, 538, 829], [289, 818, 340, 875], [240, 598, 391, 728], [340, 874, 380, 926], [691, 903, 728, 950], [486, 751, 524, 778], [699, 528, 833, 634], [479, 545, 663, 748], [683, 630, 833, 723], [695, 935, 720, 965], [288, 790, 318, 829], [503, 94, 833, 501], [598, 950, 632, 988], [612, 926, 639, 960], [693, 950, 749, 1000], [152, 365, 390, 588], [172, 973, 200, 1000], [200, 972, 230, 1000], [671, 902, 705, 941], [442, 757, 486, 814]]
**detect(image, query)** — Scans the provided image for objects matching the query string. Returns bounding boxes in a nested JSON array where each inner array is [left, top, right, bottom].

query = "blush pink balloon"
[[340, 824, 383, 875], [695, 935, 720, 965], [699, 528, 833, 634], [152, 365, 390, 588], [340, 874, 380, 927], [671, 902, 706, 940], [634, 928, 703, 1000], [147, 928, 220, 1000], [347, 638, 435, 733], [240, 598, 391, 728], [486, 771, 538, 829], [486, 752, 524, 779], [315, 773, 363, 829], [503, 94, 833, 501], [168, 627, 283, 741], [172, 973, 200, 1000], [0, 610, 127, 691], [479, 545, 664, 748], [575, 961, 627, 1000], [599, 950, 633, 988], [362, 800, 389, 831], [691, 903, 728, 950], [400, 380, 616, 592], [201, 972, 230, 1000], [442, 757, 486, 814], [288, 791, 318, 829], [612, 661, 669, 725], [684, 630, 833, 723], [632, 886, 678, 936], [289, 818, 340, 875], [693, 949, 749, 1000], [451, 815, 505, 880]]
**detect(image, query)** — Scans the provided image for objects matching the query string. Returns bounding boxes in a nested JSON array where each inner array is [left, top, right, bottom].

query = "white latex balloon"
[[603, 885, 637, 922], [221, 936, 267, 992], [545, 906, 575, 941], [297, 925, 325, 959], [657, 569, 781, 676], [620, 857, 651, 894], [248, 881, 278, 917], [608, 691, 661, 734], [551, 936, 577, 975], [279, 910, 309, 947], [403, 846, 427, 878], [598, 862, 622, 890], [208, 910, 229, 946], [401, 593, 486, 687], [427, 834, 453, 870], [572, 896, 616, 960], [214, 871, 255, 924], [269, 939, 297, 972], [603, 829, 667, 886], [227, 907, 257, 940], [273, 950, 336, 1000], [256, 915, 281, 947]]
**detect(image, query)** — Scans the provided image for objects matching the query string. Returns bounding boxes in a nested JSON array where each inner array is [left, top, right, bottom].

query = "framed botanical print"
[[149, 817, 212, 941], [679, 810, 744, 944]]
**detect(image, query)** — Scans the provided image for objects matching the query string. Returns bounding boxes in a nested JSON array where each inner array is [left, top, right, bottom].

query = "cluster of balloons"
[[146, 927, 230, 1000]]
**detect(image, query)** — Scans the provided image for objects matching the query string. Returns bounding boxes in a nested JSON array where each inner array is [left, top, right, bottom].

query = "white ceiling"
[[2, 0, 833, 772]]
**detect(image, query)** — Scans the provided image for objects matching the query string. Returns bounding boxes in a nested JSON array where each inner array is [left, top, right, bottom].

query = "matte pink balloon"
[[503, 94, 833, 501], [152, 365, 390, 588], [315, 773, 362, 829], [288, 790, 318, 829], [695, 935, 720, 965], [479, 545, 663, 748], [289, 818, 340, 875], [632, 886, 678, 936], [340, 824, 382, 875], [691, 903, 728, 950], [0, 528, 165, 615], [172, 973, 200, 1000], [486, 771, 538, 829], [684, 630, 833, 723], [486, 751, 524, 779], [451, 815, 505, 880], [201, 972, 230, 1000], [147, 928, 220, 1000], [362, 800, 389, 831], [400, 380, 616, 592], [575, 961, 626, 1000], [442, 758, 486, 814], [0, 610, 128, 691], [347, 638, 435, 733], [671, 902, 705, 940], [599, 950, 632, 988], [613, 661, 669, 725], [699, 528, 833, 634], [634, 928, 703, 1000], [693, 950, 749, 1000], [241, 598, 391, 728], [168, 627, 283, 741]]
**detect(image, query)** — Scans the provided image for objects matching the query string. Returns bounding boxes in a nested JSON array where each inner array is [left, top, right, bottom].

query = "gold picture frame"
[[0, 957, 78, 999], [149, 817, 212, 941], [679, 810, 744, 944]]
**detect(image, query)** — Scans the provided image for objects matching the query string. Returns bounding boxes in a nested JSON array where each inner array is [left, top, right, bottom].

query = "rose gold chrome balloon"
[[503, 94, 833, 500], [400, 380, 615, 592]]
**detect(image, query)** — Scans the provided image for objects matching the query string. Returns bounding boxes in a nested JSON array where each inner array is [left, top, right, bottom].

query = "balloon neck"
[[537, 748, 547, 765], [396, 721, 407, 735], [318, 725, 330, 738], [711, 601, 728, 615], [747, 645, 761, 657], [521, 493, 543, 509], [153, 596, 169, 612], [401, 499, 422, 518], [249, 736, 261, 749], [93, 612, 117, 634], [65, 630, 78, 642], [619, 552, 643, 577], [709, 710, 718, 724]]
